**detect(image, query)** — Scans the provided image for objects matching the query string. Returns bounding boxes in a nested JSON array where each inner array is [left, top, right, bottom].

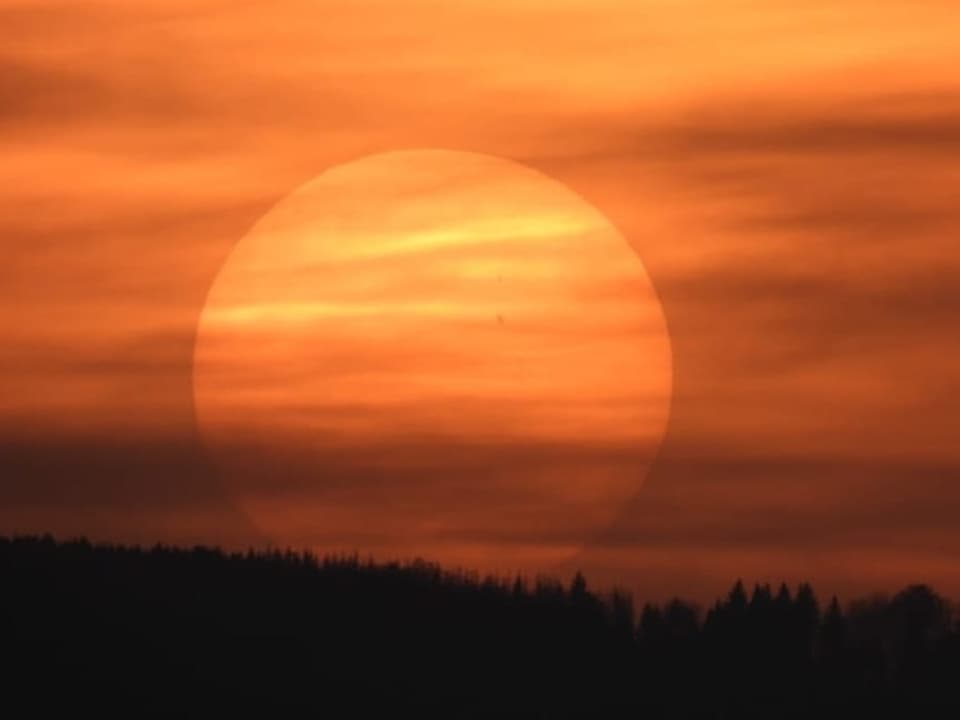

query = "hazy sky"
[[2, 0, 959, 600]]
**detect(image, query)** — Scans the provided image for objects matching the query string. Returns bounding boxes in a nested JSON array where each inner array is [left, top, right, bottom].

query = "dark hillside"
[[2, 536, 959, 717]]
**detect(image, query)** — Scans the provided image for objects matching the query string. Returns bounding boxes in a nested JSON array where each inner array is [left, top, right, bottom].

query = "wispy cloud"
[[1, 0, 959, 598]]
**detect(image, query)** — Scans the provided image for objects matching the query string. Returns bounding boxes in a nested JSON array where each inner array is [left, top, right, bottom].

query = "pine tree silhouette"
[[2, 535, 959, 717]]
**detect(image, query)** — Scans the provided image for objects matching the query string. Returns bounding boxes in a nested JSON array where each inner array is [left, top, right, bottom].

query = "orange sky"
[[2, 0, 959, 600]]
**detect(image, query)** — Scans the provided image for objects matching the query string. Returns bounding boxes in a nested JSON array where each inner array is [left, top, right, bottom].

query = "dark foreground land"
[[2, 536, 959, 718]]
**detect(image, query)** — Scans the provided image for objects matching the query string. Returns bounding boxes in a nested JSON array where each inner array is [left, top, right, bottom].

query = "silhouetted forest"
[[2, 536, 959, 717]]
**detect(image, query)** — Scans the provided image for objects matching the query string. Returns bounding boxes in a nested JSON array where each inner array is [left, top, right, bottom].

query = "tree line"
[[1, 535, 957, 717]]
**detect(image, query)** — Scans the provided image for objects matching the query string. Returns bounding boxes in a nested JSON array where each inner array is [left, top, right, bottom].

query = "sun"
[[193, 149, 672, 574]]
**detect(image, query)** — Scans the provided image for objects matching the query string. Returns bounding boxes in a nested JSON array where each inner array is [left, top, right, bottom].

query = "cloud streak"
[[1, 0, 959, 598]]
